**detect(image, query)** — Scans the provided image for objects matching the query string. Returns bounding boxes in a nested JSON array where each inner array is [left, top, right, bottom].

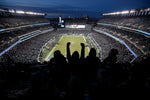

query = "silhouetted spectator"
[[66, 42, 85, 98], [48, 50, 67, 91], [84, 48, 101, 83], [102, 48, 118, 66], [67, 42, 85, 76]]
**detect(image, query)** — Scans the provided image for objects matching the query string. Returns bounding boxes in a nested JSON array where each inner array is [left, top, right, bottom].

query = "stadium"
[[0, 1, 150, 99]]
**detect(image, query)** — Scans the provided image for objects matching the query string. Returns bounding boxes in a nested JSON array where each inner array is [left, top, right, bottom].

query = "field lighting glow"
[[103, 10, 130, 16], [130, 10, 135, 13], [121, 10, 129, 14], [103, 7, 150, 16], [0, 8, 45, 16], [25, 12, 45, 15], [26, 12, 35, 15], [9, 9, 15, 13], [16, 10, 25, 14]]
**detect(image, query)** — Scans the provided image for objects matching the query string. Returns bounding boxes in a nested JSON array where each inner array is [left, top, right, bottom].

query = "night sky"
[[0, 0, 150, 18]]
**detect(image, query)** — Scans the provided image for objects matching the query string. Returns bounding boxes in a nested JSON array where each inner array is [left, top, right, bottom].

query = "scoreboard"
[[65, 25, 85, 28]]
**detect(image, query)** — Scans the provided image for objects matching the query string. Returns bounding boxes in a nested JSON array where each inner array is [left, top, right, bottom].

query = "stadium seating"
[[65, 18, 87, 25], [98, 16, 150, 32], [0, 25, 52, 54], [0, 14, 150, 100], [0, 16, 49, 29], [0, 40, 150, 100], [94, 25, 150, 55]]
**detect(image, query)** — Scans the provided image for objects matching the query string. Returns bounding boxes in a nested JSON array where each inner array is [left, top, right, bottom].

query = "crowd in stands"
[[0, 41, 150, 100], [4, 29, 56, 63], [47, 29, 134, 62], [0, 16, 51, 56], [65, 19, 87, 25], [88, 31, 134, 62], [94, 25, 150, 55], [98, 16, 150, 32], [56, 29, 91, 35], [0, 16, 49, 29], [0, 25, 53, 53], [0, 29, 135, 63], [0, 15, 150, 100], [2, 29, 91, 63]]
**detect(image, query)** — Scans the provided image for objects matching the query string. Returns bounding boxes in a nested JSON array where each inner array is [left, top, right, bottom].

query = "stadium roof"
[[0, 0, 150, 18], [102, 7, 150, 16], [0, 8, 46, 16]]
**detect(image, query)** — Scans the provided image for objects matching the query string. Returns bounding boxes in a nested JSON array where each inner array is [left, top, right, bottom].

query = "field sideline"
[[45, 35, 90, 61]]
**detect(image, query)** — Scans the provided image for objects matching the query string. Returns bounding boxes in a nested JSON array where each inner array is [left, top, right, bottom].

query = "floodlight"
[[16, 10, 25, 14], [26, 12, 34, 15], [9, 9, 15, 13], [130, 10, 135, 13], [121, 10, 129, 14]]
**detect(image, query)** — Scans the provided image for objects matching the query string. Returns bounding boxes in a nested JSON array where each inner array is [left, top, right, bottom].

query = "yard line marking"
[[45, 46, 56, 61], [83, 36, 90, 52], [45, 36, 64, 61], [58, 36, 64, 43]]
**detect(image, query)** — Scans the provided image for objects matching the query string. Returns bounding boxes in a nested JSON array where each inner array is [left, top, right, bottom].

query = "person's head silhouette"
[[72, 51, 79, 59], [54, 50, 61, 58], [89, 48, 96, 57], [109, 48, 118, 56]]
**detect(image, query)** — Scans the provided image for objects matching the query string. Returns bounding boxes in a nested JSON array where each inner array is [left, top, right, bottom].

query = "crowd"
[[0, 29, 135, 63], [2, 29, 91, 63], [49, 29, 134, 62], [65, 19, 87, 25], [94, 25, 150, 55], [0, 41, 150, 100], [0, 25, 53, 54], [88, 31, 134, 62], [0, 15, 52, 56], [98, 16, 150, 32], [56, 29, 91, 35], [0, 15, 50, 49], [0, 16, 49, 29], [5, 29, 57, 63], [0, 24, 51, 44], [0, 16, 150, 99]]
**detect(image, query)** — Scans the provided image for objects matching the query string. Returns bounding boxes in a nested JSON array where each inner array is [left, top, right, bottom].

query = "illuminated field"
[[45, 35, 90, 61]]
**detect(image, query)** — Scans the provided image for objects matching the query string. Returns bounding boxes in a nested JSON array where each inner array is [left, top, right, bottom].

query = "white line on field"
[[58, 36, 64, 43], [83, 36, 86, 42], [45, 36, 64, 61], [83, 36, 90, 52], [45, 46, 56, 61]]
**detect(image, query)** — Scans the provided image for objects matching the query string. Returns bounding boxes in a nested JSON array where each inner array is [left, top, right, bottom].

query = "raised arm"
[[80, 43, 85, 60], [67, 42, 71, 60]]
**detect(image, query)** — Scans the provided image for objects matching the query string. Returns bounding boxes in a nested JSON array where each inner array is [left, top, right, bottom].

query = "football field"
[[45, 35, 90, 61]]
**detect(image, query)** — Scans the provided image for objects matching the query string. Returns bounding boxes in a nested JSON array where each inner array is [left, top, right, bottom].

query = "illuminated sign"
[[65, 25, 85, 28]]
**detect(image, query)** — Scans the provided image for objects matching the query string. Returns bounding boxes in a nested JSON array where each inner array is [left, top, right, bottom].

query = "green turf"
[[45, 35, 90, 61]]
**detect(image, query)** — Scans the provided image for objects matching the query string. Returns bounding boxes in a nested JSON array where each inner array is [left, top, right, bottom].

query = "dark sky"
[[0, 0, 150, 18]]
